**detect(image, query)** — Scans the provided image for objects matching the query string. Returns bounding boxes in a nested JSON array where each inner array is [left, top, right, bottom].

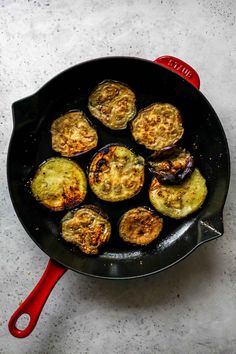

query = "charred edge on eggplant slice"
[[147, 146, 194, 184], [119, 206, 163, 245], [31, 157, 87, 211], [131, 103, 184, 151], [88, 144, 145, 202], [50, 110, 98, 157], [61, 205, 111, 255], [88, 80, 136, 130], [149, 168, 208, 219]]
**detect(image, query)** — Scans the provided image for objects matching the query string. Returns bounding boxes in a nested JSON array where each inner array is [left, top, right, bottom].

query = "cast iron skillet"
[[7, 56, 230, 337]]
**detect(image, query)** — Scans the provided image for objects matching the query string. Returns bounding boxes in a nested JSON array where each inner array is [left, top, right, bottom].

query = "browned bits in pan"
[[61, 205, 111, 255], [88, 144, 145, 202], [88, 80, 136, 130], [31, 157, 87, 211], [119, 207, 163, 245], [51, 111, 98, 157], [131, 103, 184, 151]]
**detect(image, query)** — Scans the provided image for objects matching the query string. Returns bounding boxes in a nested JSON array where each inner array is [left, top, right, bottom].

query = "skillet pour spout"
[[7, 55, 230, 337]]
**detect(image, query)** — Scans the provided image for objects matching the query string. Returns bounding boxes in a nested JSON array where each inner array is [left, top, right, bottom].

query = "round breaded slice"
[[88, 80, 136, 130], [50, 111, 98, 157], [88, 144, 145, 202], [31, 157, 87, 211], [149, 168, 207, 219], [61, 205, 111, 255], [131, 103, 184, 151], [119, 207, 163, 245]]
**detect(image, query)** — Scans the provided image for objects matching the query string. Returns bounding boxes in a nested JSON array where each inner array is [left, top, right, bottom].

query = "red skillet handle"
[[8, 259, 67, 338], [154, 55, 200, 89]]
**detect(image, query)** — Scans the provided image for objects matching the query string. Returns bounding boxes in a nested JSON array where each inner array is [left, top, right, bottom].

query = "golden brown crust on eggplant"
[[88, 80, 136, 130], [119, 207, 163, 245], [149, 168, 207, 219], [88, 145, 145, 202], [31, 157, 87, 211], [50, 111, 98, 157], [131, 103, 184, 151], [61, 206, 111, 255]]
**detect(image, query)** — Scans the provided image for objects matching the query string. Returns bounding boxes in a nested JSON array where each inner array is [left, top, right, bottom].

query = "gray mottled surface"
[[0, 0, 236, 353]]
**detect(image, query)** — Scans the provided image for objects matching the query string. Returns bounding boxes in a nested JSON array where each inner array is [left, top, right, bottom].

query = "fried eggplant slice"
[[119, 207, 163, 245], [88, 144, 145, 202], [88, 80, 136, 130], [131, 103, 184, 151], [149, 168, 207, 219], [31, 157, 87, 211], [148, 146, 194, 184], [50, 111, 98, 157], [61, 205, 111, 255]]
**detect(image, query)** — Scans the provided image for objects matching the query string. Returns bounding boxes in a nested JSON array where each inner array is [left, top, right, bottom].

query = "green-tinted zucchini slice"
[[149, 168, 207, 219], [31, 157, 87, 211]]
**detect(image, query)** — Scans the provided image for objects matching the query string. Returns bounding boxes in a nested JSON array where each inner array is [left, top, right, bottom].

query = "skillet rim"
[[7, 56, 231, 279]]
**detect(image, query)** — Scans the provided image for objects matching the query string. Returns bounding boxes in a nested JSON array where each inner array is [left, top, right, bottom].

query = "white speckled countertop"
[[0, 1, 236, 353]]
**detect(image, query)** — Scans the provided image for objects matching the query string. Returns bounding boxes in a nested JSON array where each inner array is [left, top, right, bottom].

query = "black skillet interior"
[[7, 57, 230, 279]]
